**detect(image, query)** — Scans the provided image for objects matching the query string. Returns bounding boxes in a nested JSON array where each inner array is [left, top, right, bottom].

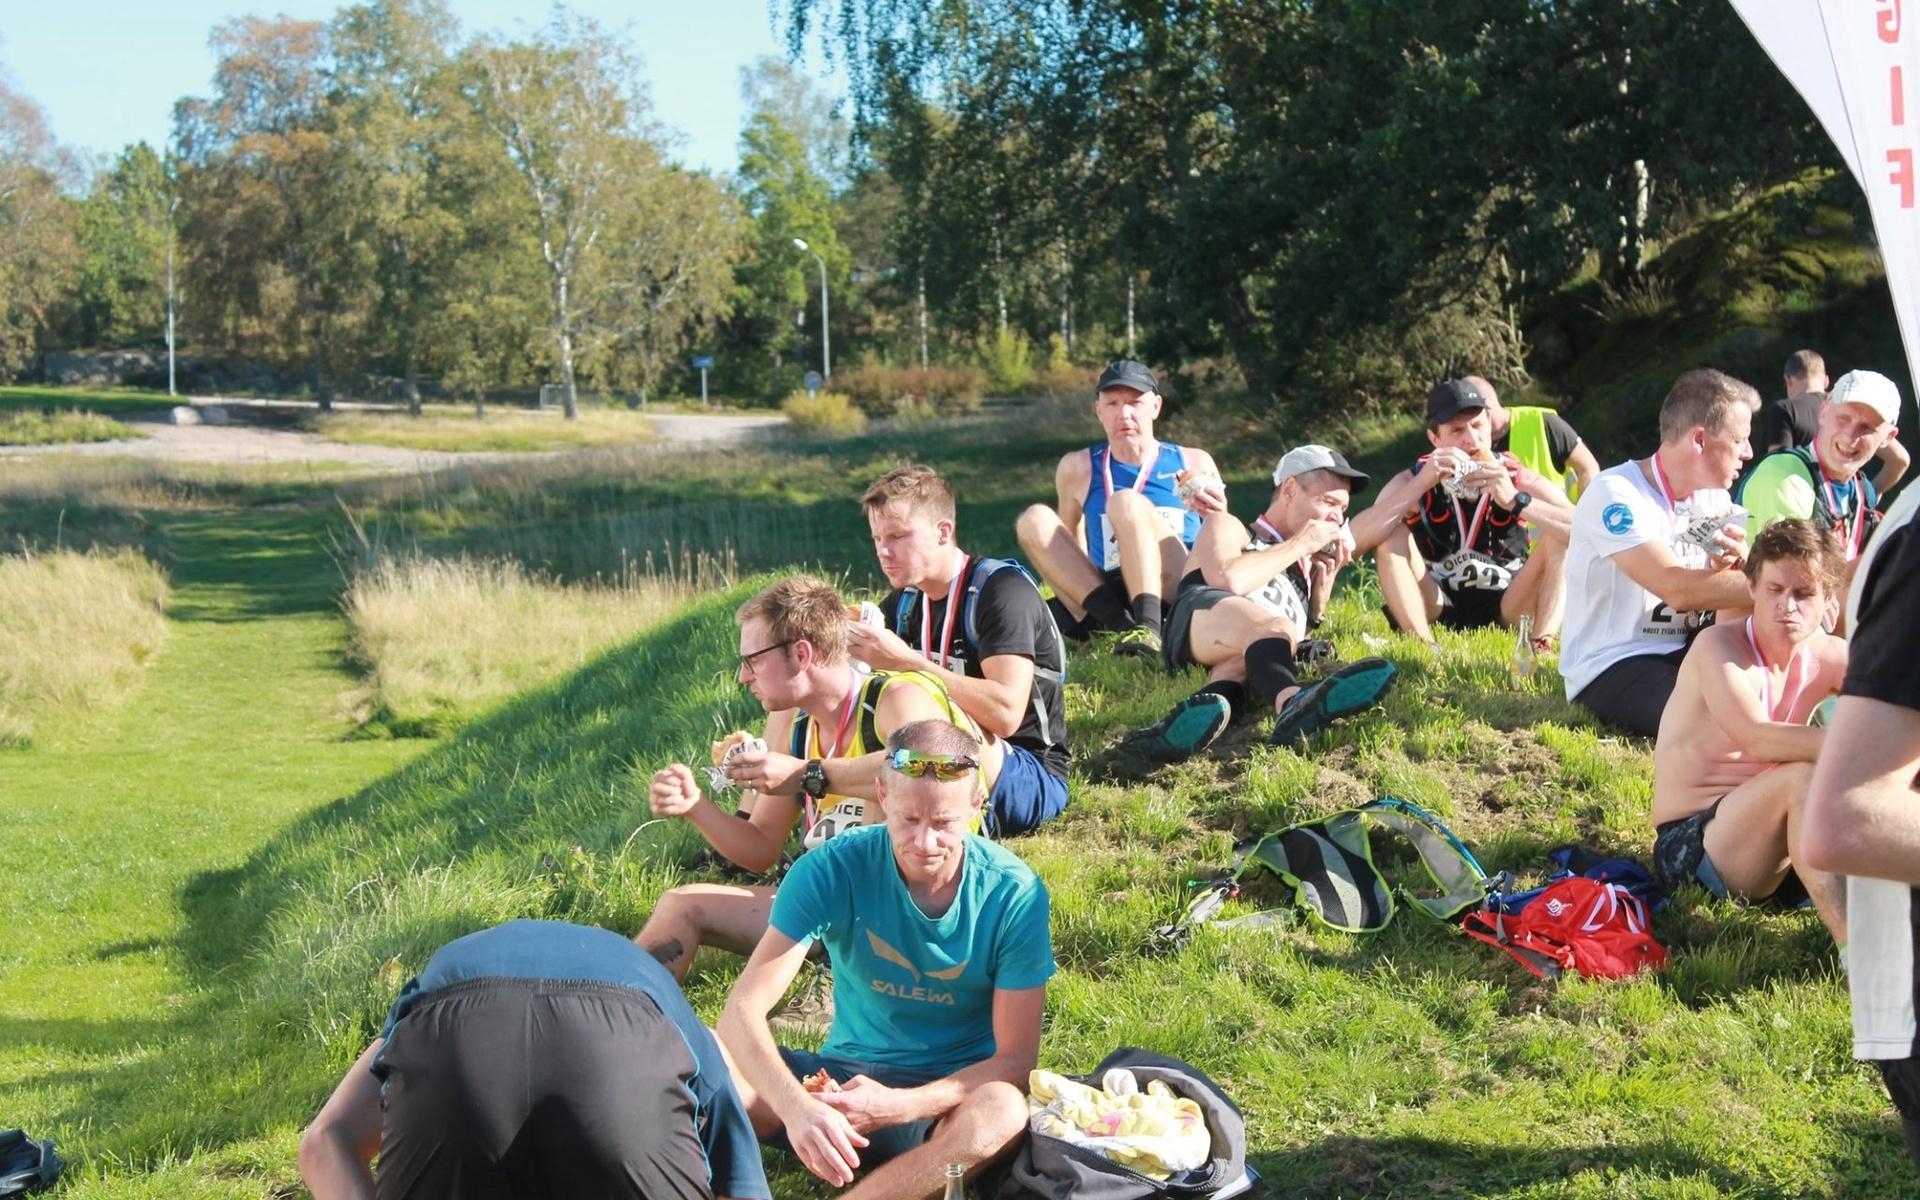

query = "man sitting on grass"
[[718, 719, 1047, 1197], [637, 575, 986, 984], [1354, 379, 1576, 646], [1650, 519, 1848, 943], [1015, 359, 1227, 658], [1559, 368, 1759, 736], [850, 464, 1070, 835], [1738, 368, 1900, 577], [1125, 444, 1397, 764], [299, 919, 769, 1200]]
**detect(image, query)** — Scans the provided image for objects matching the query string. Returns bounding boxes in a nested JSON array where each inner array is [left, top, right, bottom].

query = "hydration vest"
[[1734, 446, 1882, 552]]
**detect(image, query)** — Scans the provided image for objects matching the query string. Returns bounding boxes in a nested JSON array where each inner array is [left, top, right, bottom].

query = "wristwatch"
[[802, 758, 829, 800], [1512, 490, 1533, 514]]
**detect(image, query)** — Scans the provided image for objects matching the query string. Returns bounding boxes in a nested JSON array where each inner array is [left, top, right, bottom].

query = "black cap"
[[1425, 379, 1487, 426], [1096, 360, 1160, 396]]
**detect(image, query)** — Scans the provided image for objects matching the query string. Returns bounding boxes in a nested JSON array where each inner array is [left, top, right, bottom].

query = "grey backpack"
[[994, 1048, 1250, 1200]]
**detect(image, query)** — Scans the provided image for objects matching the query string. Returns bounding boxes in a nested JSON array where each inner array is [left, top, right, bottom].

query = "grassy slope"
[[0, 385, 173, 415]]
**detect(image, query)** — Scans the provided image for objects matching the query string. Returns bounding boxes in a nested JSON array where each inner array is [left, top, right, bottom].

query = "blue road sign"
[[691, 355, 715, 369]]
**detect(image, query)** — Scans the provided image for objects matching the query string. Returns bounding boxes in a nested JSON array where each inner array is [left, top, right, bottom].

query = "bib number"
[[1098, 506, 1190, 569], [1435, 549, 1515, 591], [1252, 574, 1309, 627], [1639, 601, 1703, 639], [802, 796, 869, 851]]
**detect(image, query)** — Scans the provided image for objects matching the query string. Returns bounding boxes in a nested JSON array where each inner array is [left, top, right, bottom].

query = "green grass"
[[0, 385, 173, 415], [2, 388, 1913, 1197], [306, 407, 660, 453], [0, 408, 139, 446]]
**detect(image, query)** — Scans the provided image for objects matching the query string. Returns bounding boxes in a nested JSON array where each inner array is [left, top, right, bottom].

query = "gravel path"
[[0, 405, 788, 471]]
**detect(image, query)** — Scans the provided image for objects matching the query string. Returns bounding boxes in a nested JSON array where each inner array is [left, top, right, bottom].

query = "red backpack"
[[1463, 876, 1668, 980]]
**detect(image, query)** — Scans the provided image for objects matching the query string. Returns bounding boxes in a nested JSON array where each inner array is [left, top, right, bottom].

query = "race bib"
[[1434, 549, 1516, 592], [1638, 600, 1706, 640], [1099, 506, 1190, 568], [1251, 572, 1309, 627], [802, 796, 870, 851]]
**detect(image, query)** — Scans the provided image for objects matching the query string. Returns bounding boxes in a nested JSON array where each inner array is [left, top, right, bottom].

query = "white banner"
[[1732, 0, 1920, 425]]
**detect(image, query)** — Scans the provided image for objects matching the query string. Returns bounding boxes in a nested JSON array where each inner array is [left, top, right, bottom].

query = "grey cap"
[[1272, 444, 1370, 490]]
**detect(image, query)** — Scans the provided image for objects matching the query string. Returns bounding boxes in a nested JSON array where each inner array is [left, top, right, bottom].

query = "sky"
[[1, 1, 842, 176]]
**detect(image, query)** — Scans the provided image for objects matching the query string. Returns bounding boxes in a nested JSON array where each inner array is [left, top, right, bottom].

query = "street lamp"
[[167, 196, 181, 398], [792, 237, 830, 379]]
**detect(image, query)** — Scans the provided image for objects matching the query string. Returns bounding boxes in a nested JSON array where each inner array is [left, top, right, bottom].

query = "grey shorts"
[[1163, 581, 1236, 673]]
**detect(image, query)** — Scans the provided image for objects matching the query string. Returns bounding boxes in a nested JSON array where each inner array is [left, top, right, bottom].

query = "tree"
[[0, 72, 80, 378], [66, 141, 171, 350]]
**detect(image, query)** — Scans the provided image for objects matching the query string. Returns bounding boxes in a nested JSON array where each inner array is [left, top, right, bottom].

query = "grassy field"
[[0, 385, 174, 415], [306, 406, 659, 453], [0, 409, 139, 446], [1, 392, 1911, 1198]]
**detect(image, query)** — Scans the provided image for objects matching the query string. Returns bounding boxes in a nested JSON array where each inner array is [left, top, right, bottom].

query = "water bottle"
[[1509, 614, 1536, 690], [943, 1162, 966, 1199]]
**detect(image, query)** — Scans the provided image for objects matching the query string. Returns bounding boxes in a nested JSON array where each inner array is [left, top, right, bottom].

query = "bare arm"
[[1349, 465, 1439, 555], [1193, 512, 1334, 596], [817, 678, 947, 799], [1513, 469, 1576, 537], [1874, 438, 1911, 494], [298, 1041, 386, 1200], [1612, 540, 1754, 614], [820, 986, 1045, 1129], [1694, 633, 1826, 763], [1056, 451, 1090, 548], [1566, 442, 1601, 494], [1800, 695, 1920, 879]]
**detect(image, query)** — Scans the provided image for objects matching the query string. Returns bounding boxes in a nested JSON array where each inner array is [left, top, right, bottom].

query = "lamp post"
[[166, 196, 181, 398], [791, 237, 830, 379]]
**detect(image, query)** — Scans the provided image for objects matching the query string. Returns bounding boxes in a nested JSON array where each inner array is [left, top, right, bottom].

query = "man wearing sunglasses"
[[851, 465, 1070, 836], [720, 719, 1050, 1196], [636, 575, 995, 984]]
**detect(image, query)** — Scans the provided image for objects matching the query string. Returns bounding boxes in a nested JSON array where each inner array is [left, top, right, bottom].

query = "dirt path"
[[1, 406, 788, 470]]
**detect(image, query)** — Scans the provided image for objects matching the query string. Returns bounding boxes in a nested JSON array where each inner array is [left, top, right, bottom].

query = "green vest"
[[1507, 406, 1577, 501]]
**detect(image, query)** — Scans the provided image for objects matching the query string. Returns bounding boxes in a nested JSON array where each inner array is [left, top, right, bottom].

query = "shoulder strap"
[[1357, 797, 1489, 920], [789, 711, 811, 759], [855, 670, 891, 752], [963, 557, 1066, 685], [891, 588, 919, 640]]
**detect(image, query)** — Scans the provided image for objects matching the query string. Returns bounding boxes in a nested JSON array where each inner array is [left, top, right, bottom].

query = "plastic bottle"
[[1509, 613, 1536, 690], [943, 1162, 966, 1199]]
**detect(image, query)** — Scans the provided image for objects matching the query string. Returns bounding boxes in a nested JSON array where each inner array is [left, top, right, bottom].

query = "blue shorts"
[[765, 1047, 941, 1167], [988, 744, 1069, 836]]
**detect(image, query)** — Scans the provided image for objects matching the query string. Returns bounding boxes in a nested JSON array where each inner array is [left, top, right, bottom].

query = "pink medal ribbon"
[[1819, 473, 1868, 560], [1101, 440, 1162, 497]]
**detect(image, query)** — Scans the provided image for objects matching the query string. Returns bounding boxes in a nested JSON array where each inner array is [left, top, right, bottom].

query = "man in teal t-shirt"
[[718, 719, 1051, 1196]]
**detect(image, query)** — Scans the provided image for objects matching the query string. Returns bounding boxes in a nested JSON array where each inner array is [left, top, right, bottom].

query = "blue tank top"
[[1082, 442, 1202, 572]]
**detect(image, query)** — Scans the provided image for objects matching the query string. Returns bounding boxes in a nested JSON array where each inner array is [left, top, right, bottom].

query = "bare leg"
[[841, 1081, 1031, 1200], [1185, 594, 1306, 711], [1015, 503, 1106, 618], [1105, 490, 1176, 606], [1700, 761, 1845, 942], [1375, 526, 1440, 644], [1524, 527, 1568, 638], [634, 884, 775, 982]]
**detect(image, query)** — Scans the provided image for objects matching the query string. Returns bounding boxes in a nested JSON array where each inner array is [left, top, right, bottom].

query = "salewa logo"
[[865, 930, 965, 1005]]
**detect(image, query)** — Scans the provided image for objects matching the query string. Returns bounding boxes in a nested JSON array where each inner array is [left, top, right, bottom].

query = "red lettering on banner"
[[1882, 0, 1904, 44], [1898, 66, 1910, 125], [1891, 148, 1917, 207]]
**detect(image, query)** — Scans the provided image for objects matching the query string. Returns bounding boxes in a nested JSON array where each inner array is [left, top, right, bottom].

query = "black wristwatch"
[[1512, 490, 1533, 513], [801, 758, 829, 800]]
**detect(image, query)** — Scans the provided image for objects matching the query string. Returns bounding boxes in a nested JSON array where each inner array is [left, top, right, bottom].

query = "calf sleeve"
[[1132, 592, 1163, 631], [1246, 636, 1299, 708], [1195, 679, 1250, 723]]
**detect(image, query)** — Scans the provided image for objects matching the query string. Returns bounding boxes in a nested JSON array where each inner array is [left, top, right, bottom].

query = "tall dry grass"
[[0, 548, 171, 746], [341, 552, 729, 736]]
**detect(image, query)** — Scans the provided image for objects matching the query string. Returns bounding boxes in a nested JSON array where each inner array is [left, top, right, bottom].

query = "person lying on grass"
[[637, 574, 992, 984], [718, 718, 1048, 1199], [1123, 444, 1398, 764], [299, 919, 768, 1200], [1650, 518, 1848, 943], [851, 464, 1070, 836], [1014, 359, 1227, 660]]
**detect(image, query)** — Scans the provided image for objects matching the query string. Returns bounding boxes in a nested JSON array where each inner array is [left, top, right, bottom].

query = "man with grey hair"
[[1124, 445, 1397, 764], [1560, 368, 1760, 735], [719, 718, 1049, 1197]]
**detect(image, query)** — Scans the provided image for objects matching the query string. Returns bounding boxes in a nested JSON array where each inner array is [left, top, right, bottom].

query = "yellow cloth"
[[1026, 1068, 1210, 1178]]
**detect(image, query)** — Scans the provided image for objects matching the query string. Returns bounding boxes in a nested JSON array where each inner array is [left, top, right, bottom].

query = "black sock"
[[1082, 580, 1133, 630], [1246, 637, 1300, 708], [1196, 679, 1250, 722], [1132, 593, 1163, 630]]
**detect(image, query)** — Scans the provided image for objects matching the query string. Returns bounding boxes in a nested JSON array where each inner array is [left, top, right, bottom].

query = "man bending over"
[[1016, 359, 1227, 658], [1126, 445, 1397, 763], [718, 719, 1048, 1197], [1650, 519, 1848, 943]]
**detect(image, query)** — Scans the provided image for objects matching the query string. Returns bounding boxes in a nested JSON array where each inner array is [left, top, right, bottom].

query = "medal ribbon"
[[917, 555, 971, 670], [1101, 441, 1162, 497]]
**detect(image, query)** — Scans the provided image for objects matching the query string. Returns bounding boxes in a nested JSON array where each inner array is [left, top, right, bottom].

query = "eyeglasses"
[[885, 748, 979, 781], [738, 640, 794, 675]]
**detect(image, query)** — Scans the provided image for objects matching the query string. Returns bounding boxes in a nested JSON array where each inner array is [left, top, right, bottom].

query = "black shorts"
[[1048, 569, 1126, 640], [1382, 586, 1504, 634], [1573, 647, 1691, 737], [1653, 799, 1808, 906], [1162, 580, 1236, 672], [372, 978, 715, 1200]]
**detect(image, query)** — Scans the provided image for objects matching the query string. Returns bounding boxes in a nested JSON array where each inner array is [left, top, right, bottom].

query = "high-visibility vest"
[[1508, 406, 1578, 501]]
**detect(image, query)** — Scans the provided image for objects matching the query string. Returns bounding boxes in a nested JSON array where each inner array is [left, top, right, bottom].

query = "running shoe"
[[1269, 656, 1398, 747], [1112, 623, 1163, 659], [771, 963, 835, 1037], [1124, 693, 1232, 764]]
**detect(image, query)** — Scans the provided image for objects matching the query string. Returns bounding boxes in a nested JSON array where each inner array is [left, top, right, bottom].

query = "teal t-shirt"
[[768, 824, 1054, 1079]]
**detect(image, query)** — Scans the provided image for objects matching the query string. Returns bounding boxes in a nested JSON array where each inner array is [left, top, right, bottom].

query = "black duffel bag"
[[994, 1047, 1249, 1200]]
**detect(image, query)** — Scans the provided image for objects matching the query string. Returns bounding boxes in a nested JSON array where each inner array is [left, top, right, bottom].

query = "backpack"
[[1733, 446, 1883, 547], [993, 1048, 1252, 1200], [0, 1130, 61, 1198], [889, 556, 1068, 690], [1463, 876, 1668, 980]]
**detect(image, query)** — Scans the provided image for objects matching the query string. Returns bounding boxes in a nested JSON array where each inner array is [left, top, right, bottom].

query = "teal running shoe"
[[1269, 656, 1397, 747], [1125, 693, 1232, 764]]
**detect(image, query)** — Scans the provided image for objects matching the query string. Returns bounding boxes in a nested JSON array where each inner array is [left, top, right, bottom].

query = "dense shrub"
[[831, 364, 986, 415], [978, 327, 1034, 394], [781, 389, 869, 436]]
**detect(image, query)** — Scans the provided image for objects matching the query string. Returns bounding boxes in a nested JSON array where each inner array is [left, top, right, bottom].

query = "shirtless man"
[[1650, 518, 1848, 942], [1016, 360, 1227, 657], [1126, 444, 1397, 763]]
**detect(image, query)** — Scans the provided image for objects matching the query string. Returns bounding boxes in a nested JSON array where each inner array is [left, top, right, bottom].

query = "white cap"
[[1827, 369, 1901, 427]]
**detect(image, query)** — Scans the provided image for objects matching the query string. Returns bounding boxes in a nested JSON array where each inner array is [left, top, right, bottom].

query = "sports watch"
[[1512, 491, 1533, 514], [802, 758, 829, 800]]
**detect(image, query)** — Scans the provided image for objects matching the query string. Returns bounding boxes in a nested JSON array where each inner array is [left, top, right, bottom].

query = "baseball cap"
[[1096, 360, 1160, 396], [1827, 369, 1901, 427], [1272, 444, 1370, 490], [1425, 379, 1488, 426]]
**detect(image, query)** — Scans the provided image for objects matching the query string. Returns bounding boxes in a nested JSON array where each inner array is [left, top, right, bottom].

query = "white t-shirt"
[[1559, 461, 1711, 698]]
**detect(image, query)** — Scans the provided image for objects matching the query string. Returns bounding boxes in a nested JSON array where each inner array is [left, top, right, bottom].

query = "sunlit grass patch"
[[0, 408, 139, 446], [0, 547, 170, 746], [309, 406, 660, 453]]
